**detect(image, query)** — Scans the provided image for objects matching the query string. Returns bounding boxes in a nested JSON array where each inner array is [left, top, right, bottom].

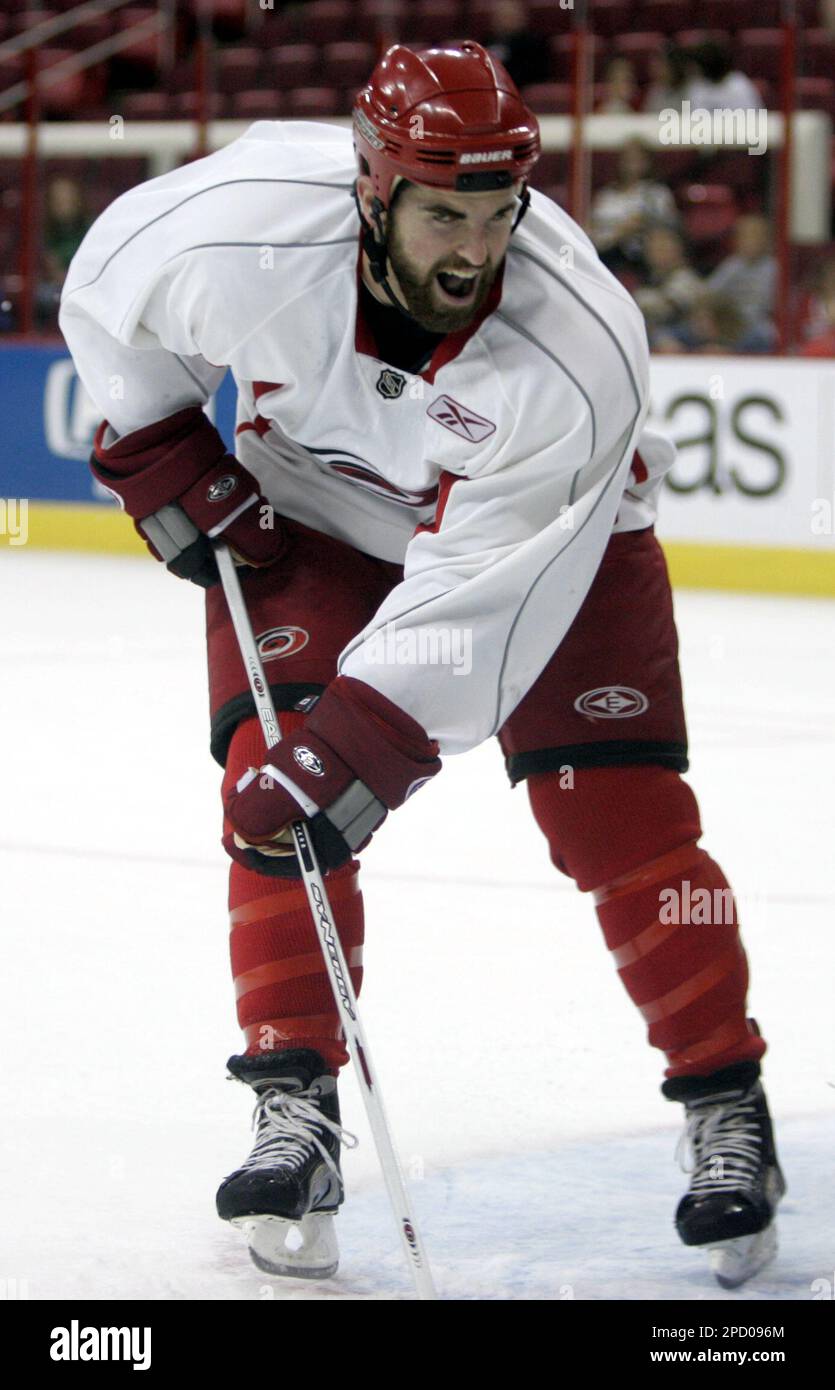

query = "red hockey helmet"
[[353, 41, 541, 207]]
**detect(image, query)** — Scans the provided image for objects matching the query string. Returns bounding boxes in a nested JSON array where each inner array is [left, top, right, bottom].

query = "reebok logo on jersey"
[[428, 395, 496, 443], [574, 687, 649, 719], [256, 626, 310, 662]]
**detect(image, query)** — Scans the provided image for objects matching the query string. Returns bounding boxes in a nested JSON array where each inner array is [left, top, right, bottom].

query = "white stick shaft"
[[215, 544, 436, 1300]]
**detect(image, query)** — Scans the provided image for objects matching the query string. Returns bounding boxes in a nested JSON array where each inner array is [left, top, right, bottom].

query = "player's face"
[[381, 181, 519, 333]]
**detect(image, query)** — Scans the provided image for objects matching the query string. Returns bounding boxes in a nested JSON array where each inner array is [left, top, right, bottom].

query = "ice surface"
[[1, 551, 833, 1300]]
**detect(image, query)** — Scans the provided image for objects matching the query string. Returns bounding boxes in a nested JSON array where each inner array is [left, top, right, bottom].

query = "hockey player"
[[60, 41, 784, 1290]]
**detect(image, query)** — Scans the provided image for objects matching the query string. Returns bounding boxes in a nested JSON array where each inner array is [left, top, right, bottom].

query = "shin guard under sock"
[[223, 711, 364, 1071], [526, 766, 767, 1079]]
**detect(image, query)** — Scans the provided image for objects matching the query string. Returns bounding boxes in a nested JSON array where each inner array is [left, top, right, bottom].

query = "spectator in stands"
[[654, 291, 749, 355], [800, 267, 835, 356], [643, 46, 688, 115], [590, 139, 679, 277], [43, 176, 90, 287], [685, 42, 762, 113], [595, 57, 640, 114], [706, 214, 776, 350], [633, 225, 703, 345], [797, 258, 835, 345], [39, 176, 91, 329], [485, 0, 550, 91]]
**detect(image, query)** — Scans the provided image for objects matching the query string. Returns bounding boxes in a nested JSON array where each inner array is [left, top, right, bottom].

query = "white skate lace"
[[676, 1093, 762, 1194], [240, 1085, 358, 1184]]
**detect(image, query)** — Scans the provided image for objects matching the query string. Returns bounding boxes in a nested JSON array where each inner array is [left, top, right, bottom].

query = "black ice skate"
[[216, 1048, 356, 1279], [663, 1060, 786, 1289]]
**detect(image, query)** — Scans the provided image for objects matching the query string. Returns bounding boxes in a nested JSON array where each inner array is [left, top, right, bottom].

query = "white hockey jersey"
[[60, 120, 675, 755]]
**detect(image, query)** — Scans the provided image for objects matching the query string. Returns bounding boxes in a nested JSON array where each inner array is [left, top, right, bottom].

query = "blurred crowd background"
[[2, 0, 835, 355]]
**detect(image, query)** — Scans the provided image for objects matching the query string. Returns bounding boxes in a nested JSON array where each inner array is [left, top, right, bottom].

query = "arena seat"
[[588, 2, 636, 39], [528, 1, 576, 36], [640, 1, 691, 36], [285, 86, 344, 118], [296, 1, 355, 46], [679, 183, 738, 246], [403, 1, 466, 44], [521, 82, 574, 114], [610, 33, 666, 83], [270, 44, 320, 90], [736, 30, 784, 84], [795, 76, 835, 121], [322, 42, 377, 89], [216, 47, 261, 94], [800, 29, 835, 79], [550, 34, 608, 83], [233, 89, 287, 120]]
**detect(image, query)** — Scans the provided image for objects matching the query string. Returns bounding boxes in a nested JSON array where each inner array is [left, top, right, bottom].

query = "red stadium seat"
[[121, 91, 177, 119], [322, 41, 376, 89], [695, 0, 781, 26], [528, 1, 575, 37], [588, 2, 635, 40], [680, 183, 737, 245], [466, 3, 502, 41], [285, 86, 345, 117], [674, 29, 732, 50], [269, 44, 320, 89], [216, 47, 262, 93], [402, 0, 465, 44], [528, 150, 566, 187], [795, 77, 835, 121], [205, 0, 248, 43], [172, 90, 225, 119], [356, 0, 407, 35], [116, 7, 162, 69], [610, 32, 666, 83], [800, 29, 835, 80], [296, 0, 355, 45], [640, 0, 691, 36], [550, 34, 608, 83], [37, 49, 88, 114], [521, 82, 573, 114], [233, 89, 288, 120], [735, 30, 784, 84]]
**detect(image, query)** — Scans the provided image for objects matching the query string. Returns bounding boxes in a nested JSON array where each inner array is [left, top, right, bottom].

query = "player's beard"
[[385, 221, 499, 334]]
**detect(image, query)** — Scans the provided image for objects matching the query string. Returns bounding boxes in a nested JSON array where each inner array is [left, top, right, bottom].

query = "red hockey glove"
[[91, 406, 285, 587], [223, 676, 442, 875]]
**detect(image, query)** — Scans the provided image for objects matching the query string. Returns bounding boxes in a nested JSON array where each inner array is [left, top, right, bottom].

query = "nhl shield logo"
[[376, 368, 406, 400]]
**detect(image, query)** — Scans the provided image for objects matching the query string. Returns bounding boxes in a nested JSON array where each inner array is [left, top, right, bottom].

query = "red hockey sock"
[[526, 766, 767, 1079], [223, 711, 364, 1072]]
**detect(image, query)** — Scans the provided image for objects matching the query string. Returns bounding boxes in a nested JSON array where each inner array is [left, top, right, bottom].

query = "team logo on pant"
[[427, 394, 496, 443], [207, 474, 237, 501], [376, 369, 406, 399], [574, 686, 649, 718], [294, 746, 325, 776], [256, 626, 310, 662]]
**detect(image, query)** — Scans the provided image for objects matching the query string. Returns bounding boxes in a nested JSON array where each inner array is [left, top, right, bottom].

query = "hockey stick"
[[214, 541, 437, 1301]]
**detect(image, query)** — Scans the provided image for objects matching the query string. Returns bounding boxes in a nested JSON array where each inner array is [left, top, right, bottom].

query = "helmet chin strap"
[[352, 182, 424, 327], [351, 179, 532, 326]]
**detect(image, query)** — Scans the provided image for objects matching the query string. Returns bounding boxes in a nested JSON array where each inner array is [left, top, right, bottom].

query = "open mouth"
[[436, 270, 480, 303]]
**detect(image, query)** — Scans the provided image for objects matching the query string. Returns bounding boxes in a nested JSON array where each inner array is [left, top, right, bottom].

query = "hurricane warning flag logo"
[[427, 395, 496, 443], [256, 626, 310, 662]]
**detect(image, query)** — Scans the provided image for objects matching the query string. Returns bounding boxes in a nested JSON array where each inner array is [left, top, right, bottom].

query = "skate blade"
[[708, 1221, 778, 1289], [232, 1213, 339, 1280]]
